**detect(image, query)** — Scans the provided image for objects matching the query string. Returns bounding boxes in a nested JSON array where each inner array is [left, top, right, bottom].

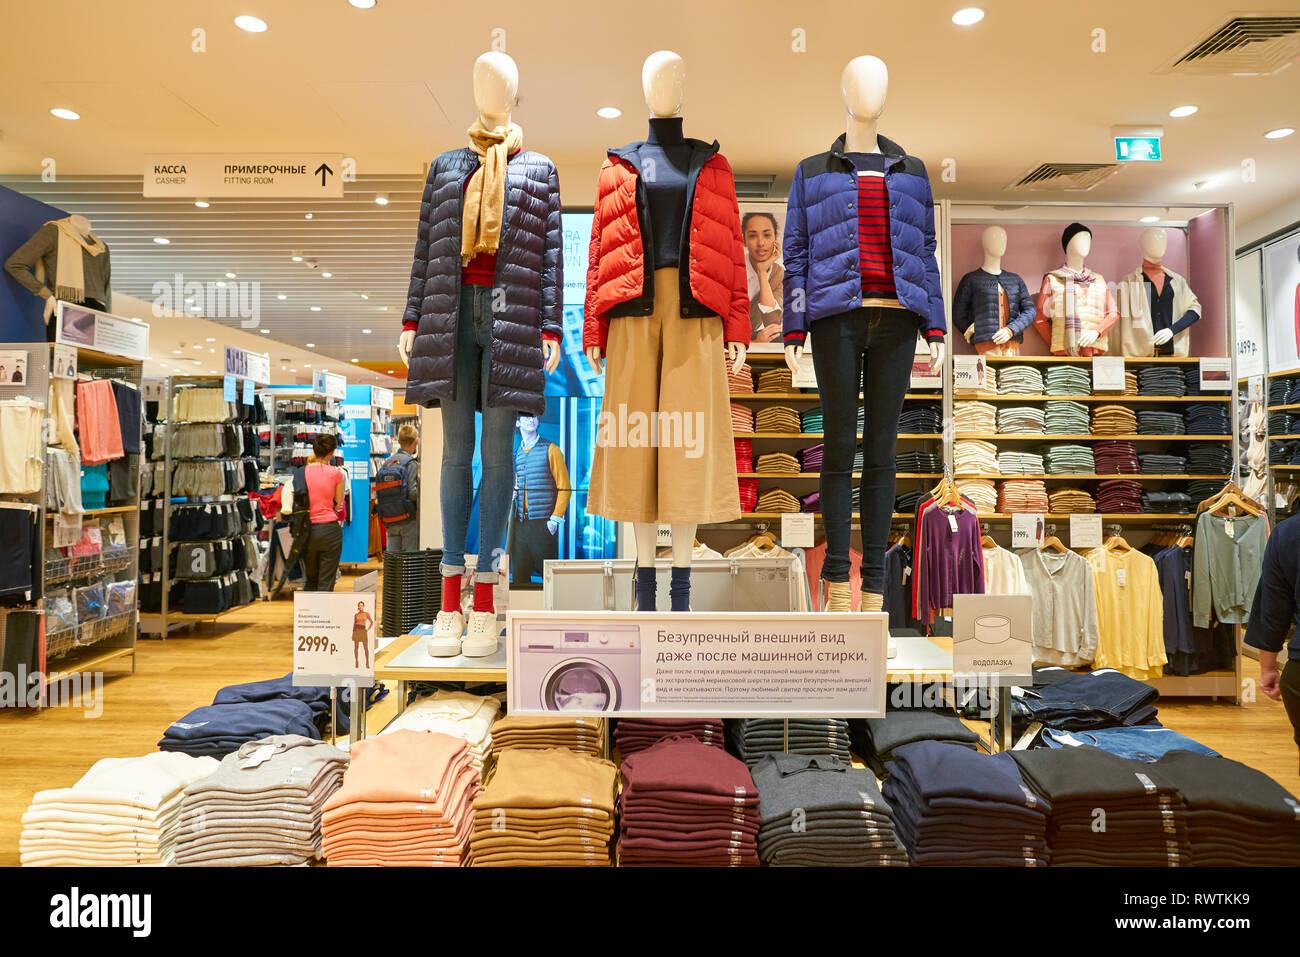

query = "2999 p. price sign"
[[293, 591, 376, 688]]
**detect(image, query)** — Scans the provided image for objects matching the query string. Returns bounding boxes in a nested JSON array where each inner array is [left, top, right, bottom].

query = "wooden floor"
[[2, 570, 1297, 867]]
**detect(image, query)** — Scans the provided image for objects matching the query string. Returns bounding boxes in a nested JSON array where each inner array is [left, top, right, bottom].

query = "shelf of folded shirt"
[[980, 356, 1204, 365], [956, 394, 1230, 403], [738, 432, 943, 440], [956, 473, 1228, 481], [739, 472, 942, 480], [740, 512, 920, 521], [954, 433, 1231, 442], [1271, 465, 1300, 469], [975, 512, 1200, 521], [1271, 434, 1300, 439], [1268, 404, 1300, 412], [42, 505, 138, 520], [729, 393, 941, 402], [45, 609, 136, 659], [44, 549, 133, 587]]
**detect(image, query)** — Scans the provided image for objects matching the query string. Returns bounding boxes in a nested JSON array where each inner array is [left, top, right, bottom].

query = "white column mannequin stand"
[[785, 56, 942, 657], [1141, 227, 1175, 347], [584, 52, 745, 605], [398, 52, 559, 376], [1044, 229, 1101, 350]]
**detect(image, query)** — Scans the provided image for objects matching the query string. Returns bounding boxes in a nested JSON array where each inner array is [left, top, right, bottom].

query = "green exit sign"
[[1114, 136, 1162, 162]]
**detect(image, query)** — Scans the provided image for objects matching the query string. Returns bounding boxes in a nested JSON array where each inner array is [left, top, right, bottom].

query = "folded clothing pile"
[[756, 366, 793, 393], [755, 451, 799, 474], [1137, 409, 1185, 435], [1043, 399, 1090, 435], [1043, 365, 1091, 396], [754, 406, 801, 433], [1043, 444, 1094, 474], [1141, 489, 1193, 512], [1123, 371, 1139, 396], [997, 480, 1049, 513], [1270, 439, 1298, 465], [1187, 442, 1232, 474], [323, 730, 481, 866], [727, 362, 754, 394], [1184, 403, 1230, 435], [799, 406, 823, 433], [997, 405, 1045, 434], [1040, 725, 1217, 761], [896, 449, 942, 473], [615, 717, 725, 756], [1269, 377, 1296, 406], [381, 690, 500, 771], [618, 737, 760, 866], [1048, 487, 1096, 513], [956, 478, 997, 512], [953, 401, 996, 435], [756, 487, 801, 513], [897, 402, 942, 434], [1150, 750, 1300, 866], [489, 714, 606, 758], [753, 753, 909, 866], [1095, 478, 1143, 513], [1012, 746, 1191, 866], [997, 450, 1044, 475], [1014, 669, 1159, 736], [211, 672, 355, 735], [738, 478, 759, 513], [1187, 478, 1227, 503], [1091, 404, 1138, 435], [848, 710, 981, 778], [996, 364, 1043, 395], [20, 752, 218, 866], [1138, 452, 1187, 474], [954, 439, 998, 475], [158, 699, 319, 758], [1092, 440, 1139, 474], [883, 741, 1050, 866], [895, 488, 926, 513], [730, 403, 754, 434], [734, 439, 753, 474], [1136, 366, 1186, 397], [172, 735, 346, 866], [797, 444, 823, 472], [470, 748, 617, 866], [725, 717, 851, 767]]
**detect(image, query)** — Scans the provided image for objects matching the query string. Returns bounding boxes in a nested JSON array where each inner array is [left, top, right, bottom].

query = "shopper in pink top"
[[301, 433, 345, 591]]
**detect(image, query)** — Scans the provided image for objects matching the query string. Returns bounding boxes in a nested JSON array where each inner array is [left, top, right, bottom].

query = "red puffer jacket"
[[583, 148, 749, 351]]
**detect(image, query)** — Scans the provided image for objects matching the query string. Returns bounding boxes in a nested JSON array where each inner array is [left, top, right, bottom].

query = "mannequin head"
[[840, 56, 889, 121], [67, 214, 92, 237], [473, 52, 519, 128], [1140, 227, 1168, 264], [1062, 222, 1092, 264], [642, 51, 685, 117], [981, 226, 1008, 258]]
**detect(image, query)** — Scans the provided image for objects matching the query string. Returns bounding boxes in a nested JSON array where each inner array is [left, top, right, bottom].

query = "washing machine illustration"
[[516, 623, 641, 712]]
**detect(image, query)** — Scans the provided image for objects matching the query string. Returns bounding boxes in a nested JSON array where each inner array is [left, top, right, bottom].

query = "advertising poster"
[[0, 350, 28, 384], [292, 591, 376, 688], [55, 302, 149, 361], [1264, 232, 1300, 376], [952, 593, 1033, 687], [738, 200, 787, 349]]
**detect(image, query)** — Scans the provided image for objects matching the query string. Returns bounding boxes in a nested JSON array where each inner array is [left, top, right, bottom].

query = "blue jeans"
[[385, 520, 419, 553], [439, 285, 516, 583], [1042, 725, 1219, 762]]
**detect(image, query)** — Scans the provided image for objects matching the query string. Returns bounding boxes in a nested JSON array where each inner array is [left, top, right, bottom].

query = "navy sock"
[[635, 566, 657, 612], [669, 566, 691, 612]]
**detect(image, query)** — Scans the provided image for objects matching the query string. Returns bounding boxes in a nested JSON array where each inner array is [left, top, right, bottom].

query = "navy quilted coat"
[[951, 268, 1037, 346], [782, 133, 945, 341], [402, 147, 563, 415]]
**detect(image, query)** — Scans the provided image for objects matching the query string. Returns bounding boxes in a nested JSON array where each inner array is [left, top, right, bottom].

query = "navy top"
[[1245, 513, 1300, 662], [641, 117, 691, 269]]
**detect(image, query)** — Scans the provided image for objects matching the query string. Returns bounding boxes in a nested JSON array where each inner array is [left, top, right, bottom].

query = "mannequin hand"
[[397, 329, 414, 365], [784, 343, 804, 375], [928, 340, 945, 373], [542, 339, 560, 374], [962, 325, 974, 343], [1152, 328, 1174, 346], [43, 294, 57, 322], [727, 342, 747, 376], [585, 346, 604, 375], [1078, 330, 1099, 348], [546, 518, 559, 535], [991, 327, 1012, 345]]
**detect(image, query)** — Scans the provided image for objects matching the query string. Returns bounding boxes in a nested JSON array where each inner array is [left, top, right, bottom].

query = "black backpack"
[[374, 451, 415, 526]]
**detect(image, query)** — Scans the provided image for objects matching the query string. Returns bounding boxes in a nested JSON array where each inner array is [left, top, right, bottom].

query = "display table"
[[370, 626, 506, 733], [886, 635, 953, 682]]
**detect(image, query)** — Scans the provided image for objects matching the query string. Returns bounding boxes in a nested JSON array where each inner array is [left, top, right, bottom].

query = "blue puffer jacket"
[[952, 268, 1036, 346], [782, 134, 945, 342], [402, 148, 563, 415]]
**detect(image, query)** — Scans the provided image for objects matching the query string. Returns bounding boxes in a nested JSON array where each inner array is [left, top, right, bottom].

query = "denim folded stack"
[[615, 719, 725, 756], [996, 365, 1043, 395], [1043, 365, 1091, 396], [883, 741, 1051, 867], [1041, 726, 1217, 761], [852, 447, 864, 472], [1182, 367, 1203, 396], [1290, 379, 1300, 404], [1268, 377, 1293, 406], [1141, 490, 1193, 512], [897, 402, 942, 434], [1136, 366, 1186, 397], [1138, 453, 1187, 474], [725, 718, 852, 768], [1095, 479, 1143, 512], [158, 699, 320, 758], [1015, 669, 1159, 734], [1187, 479, 1227, 504], [996, 405, 1044, 434], [1269, 439, 1298, 465], [1043, 444, 1094, 474], [1136, 410, 1185, 435], [895, 489, 926, 514], [896, 450, 941, 473], [1187, 442, 1232, 473], [1012, 747, 1192, 866], [1268, 412, 1293, 435], [753, 754, 909, 867], [848, 711, 982, 779], [1042, 400, 1090, 434], [996, 450, 1044, 475], [1092, 440, 1139, 474], [1184, 403, 1230, 435]]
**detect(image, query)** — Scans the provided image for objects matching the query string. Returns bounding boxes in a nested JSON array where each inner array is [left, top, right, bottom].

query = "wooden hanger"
[[1198, 471, 1263, 517], [1103, 524, 1132, 552], [1038, 523, 1068, 553], [979, 522, 997, 549], [929, 466, 965, 509]]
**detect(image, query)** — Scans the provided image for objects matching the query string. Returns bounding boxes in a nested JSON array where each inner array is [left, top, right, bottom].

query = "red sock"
[[473, 581, 495, 613], [441, 575, 462, 614]]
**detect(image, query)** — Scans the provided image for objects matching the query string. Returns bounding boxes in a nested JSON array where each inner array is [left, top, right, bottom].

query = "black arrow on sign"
[[315, 163, 334, 186]]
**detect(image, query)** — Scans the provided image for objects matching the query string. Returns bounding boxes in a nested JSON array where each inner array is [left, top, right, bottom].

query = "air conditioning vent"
[[1160, 16, 1300, 76], [1006, 163, 1121, 192], [734, 175, 777, 199]]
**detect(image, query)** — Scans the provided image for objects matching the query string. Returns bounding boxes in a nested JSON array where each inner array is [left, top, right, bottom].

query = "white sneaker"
[[426, 610, 465, 657], [462, 611, 500, 658]]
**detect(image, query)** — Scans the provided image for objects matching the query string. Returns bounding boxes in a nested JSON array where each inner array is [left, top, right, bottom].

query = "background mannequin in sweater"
[[584, 50, 748, 608], [1065, 231, 1095, 352], [4, 213, 111, 332], [1141, 228, 1175, 348], [1109, 226, 1201, 356]]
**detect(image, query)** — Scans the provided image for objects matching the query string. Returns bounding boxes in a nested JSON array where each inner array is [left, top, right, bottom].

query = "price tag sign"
[[243, 377, 255, 405], [655, 525, 672, 548], [781, 512, 814, 548], [1198, 357, 1232, 392], [1011, 513, 1045, 549], [1091, 356, 1125, 392], [292, 591, 376, 688], [53, 344, 77, 380], [223, 374, 237, 402], [953, 355, 986, 393], [1069, 514, 1103, 549]]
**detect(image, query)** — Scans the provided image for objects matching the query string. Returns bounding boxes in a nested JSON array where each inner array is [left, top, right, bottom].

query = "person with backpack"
[[376, 424, 421, 553], [508, 413, 570, 585]]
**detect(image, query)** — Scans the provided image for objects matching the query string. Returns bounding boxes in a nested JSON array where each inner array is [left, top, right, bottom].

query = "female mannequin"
[[1112, 226, 1201, 357], [584, 50, 749, 612], [1033, 223, 1118, 356], [399, 51, 564, 657], [782, 55, 945, 615], [4, 213, 111, 335], [953, 226, 1036, 356]]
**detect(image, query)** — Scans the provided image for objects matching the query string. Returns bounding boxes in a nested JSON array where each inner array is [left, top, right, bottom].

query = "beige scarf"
[[42, 217, 106, 304], [461, 119, 523, 265]]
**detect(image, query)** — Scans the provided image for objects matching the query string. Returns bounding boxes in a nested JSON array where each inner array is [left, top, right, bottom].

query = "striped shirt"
[[857, 169, 896, 300]]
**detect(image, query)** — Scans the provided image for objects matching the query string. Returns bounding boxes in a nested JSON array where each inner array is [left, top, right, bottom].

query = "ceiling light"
[[1192, 179, 1214, 191], [349, 0, 377, 7], [51, 108, 80, 120], [153, 237, 170, 245], [310, 306, 322, 312], [306, 343, 316, 348], [1265, 127, 1295, 139], [234, 15, 268, 32], [209, 348, 216, 353], [261, 329, 271, 334], [215, 280, 227, 287], [350, 358, 359, 363], [378, 306, 388, 312], [172, 349, 183, 355], [276, 294, 287, 300], [225, 271, 236, 278], [291, 368, 298, 372], [205, 337, 216, 342], [362, 328, 372, 334], [1169, 105, 1198, 118], [290, 252, 303, 262], [374, 193, 390, 206], [952, 7, 984, 25], [193, 345, 203, 350], [1139, 215, 1159, 223], [360, 293, 369, 300], [130, 317, 143, 323], [194, 199, 210, 208], [304, 213, 313, 219], [208, 369, 218, 374], [305, 363, 312, 368], [184, 297, 194, 303], [386, 370, 394, 374], [321, 272, 332, 278], [596, 107, 622, 119]]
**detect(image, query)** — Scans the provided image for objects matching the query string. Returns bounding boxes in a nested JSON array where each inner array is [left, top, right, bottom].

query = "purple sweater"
[[917, 506, 985, 623]]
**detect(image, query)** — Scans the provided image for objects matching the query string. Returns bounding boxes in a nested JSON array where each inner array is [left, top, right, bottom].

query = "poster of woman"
[[739, 201, 786, 347]]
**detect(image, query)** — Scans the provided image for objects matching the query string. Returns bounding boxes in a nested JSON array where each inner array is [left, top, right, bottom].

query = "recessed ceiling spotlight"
[[321, 272, 333, 278], [51, 108, 80, 120], [261, 329, 271, 334], [131, 317, 143, 323], [194, 199, 210, 208], [360, 293, 369, 300], [350, 358, 359, 363], [1169, 105, 1198, 118], [349, 0, 377, 8], [306, 343, 316, 348], [193, 345, 203, 350], [952, 7, 984, 25], [290, 252, 303, 262], [305, 363, 312, 368], [378, 306, 388, 312], [276, 294, 287, 300], [310, 306, 322, 312], [1265, 127, 1295, 139], [153, 237, 170, 245], [386, 370, 394, 374], [374, 193, 390, 206], [225, 271, 236, 278], [304, 213, 313, 219], [215, 281, 227, 287], [1139, 215, 1160, 223], [205, 337, 216, 342], [596, 107, 622, 119], [291, 368, 298, 372], [172, 349, 183, 355], [234, 15, 268, 32], [361, 328, 372, 334]]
